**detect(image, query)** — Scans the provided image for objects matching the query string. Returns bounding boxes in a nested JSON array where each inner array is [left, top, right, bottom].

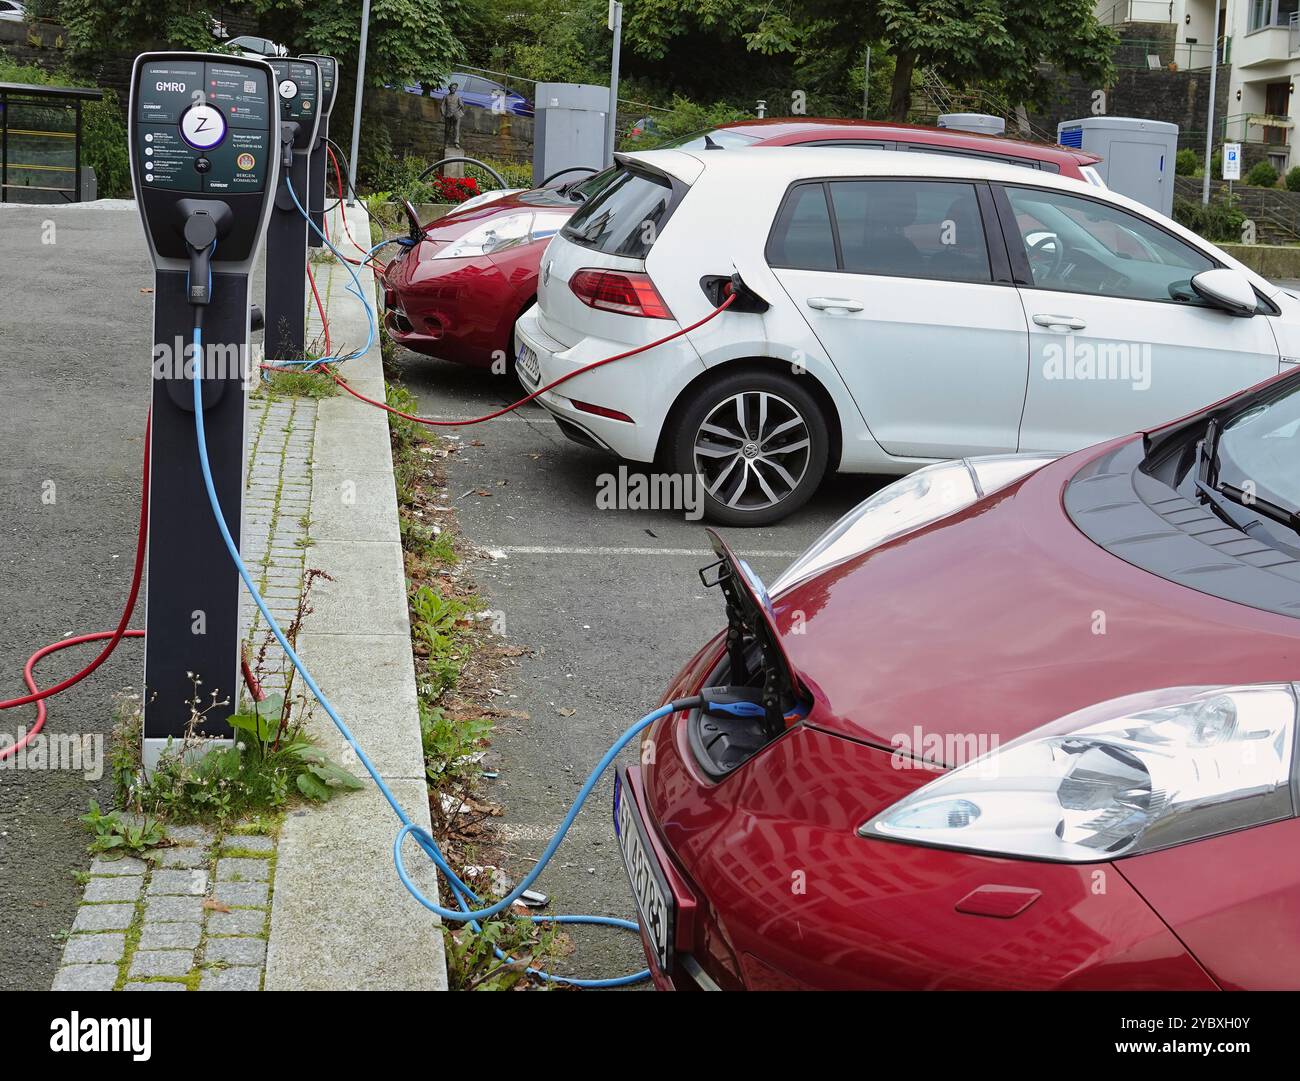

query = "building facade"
[[1097, 0, 1300, 170]]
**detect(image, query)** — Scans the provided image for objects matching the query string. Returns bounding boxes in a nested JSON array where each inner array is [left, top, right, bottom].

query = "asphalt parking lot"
[[0, 204, 155, 990], [390, 348, 889, 983]]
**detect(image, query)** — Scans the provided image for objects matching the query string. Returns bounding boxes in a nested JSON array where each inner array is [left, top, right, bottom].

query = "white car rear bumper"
[[513, 308, 703, 463]]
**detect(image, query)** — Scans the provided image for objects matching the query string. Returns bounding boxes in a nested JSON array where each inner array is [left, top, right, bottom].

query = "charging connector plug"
[[183, 211, 218, 307], [700, 685, 768, 719]]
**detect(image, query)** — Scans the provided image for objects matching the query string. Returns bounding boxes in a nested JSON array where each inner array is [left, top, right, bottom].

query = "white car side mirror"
[[1191, 268, 1257, 316]]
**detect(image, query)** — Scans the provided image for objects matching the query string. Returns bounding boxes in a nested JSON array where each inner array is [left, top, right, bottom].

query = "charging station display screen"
[[135, 59, 271, 195], [302, 55, 337, 117], [268, 59, 320, 126]]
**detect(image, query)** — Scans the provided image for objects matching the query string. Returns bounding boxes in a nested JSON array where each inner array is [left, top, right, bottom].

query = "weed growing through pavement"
[[445, 915, 565, 991], [108, 690, 360, 824], [80, 799, 167, 860], [383, 373, 566, 987], [103, 574, 362, 825], [258, 366, 339, 399]]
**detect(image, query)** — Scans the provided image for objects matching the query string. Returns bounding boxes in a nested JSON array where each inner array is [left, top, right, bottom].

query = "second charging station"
[[127, 49, 336, 765]]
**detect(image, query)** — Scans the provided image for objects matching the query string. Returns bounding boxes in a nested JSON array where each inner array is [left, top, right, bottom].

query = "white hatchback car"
[[514, 147, 1300, 524]]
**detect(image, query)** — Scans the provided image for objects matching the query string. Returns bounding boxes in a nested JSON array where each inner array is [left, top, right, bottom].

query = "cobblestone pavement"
[[240, 388, 319, 698], [52, 825, 276, 991], [50, 385, 317, 991]]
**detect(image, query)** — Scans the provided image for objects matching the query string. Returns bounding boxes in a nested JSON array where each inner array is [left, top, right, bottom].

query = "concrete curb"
[[263, 202, 448, 991]]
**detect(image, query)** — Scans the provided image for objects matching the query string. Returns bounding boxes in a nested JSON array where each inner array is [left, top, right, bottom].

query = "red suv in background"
[[380, 119, 1102, 370]]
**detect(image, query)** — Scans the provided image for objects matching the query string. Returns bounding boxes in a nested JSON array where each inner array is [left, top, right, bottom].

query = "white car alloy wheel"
[[694, 391, 812, 512], [671, 370, 829, 526]]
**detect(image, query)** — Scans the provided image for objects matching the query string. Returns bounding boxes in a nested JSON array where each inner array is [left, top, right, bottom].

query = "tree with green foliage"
[[609, 0, 1116, 123], [876, 0, 1116, 120], [58, 0, 460, 90], [54, 0, 462, 190]]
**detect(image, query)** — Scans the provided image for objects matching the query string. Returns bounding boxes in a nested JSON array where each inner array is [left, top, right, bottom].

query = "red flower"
[[433, 174, 482, 203]]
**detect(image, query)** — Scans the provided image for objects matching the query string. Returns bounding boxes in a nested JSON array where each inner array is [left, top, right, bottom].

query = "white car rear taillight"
[[569, 269, 673, 319]]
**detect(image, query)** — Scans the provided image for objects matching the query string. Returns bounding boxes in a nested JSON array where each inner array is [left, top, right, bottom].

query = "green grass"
[[259, 368, 338, 399], [401, 513, 458, 566]]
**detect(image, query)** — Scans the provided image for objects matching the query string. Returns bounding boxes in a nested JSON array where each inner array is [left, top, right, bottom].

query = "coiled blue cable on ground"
[[192, 325, 676, 987]]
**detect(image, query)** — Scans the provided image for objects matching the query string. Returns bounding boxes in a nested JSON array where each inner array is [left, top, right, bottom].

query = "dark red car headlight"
[[862, 684, 1299, 862]]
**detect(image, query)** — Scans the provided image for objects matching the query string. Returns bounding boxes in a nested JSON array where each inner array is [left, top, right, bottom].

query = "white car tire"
[[668, 369, 829, 526]]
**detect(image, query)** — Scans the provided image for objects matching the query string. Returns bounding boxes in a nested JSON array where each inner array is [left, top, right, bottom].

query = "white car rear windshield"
[[560, 165, 682, 258]]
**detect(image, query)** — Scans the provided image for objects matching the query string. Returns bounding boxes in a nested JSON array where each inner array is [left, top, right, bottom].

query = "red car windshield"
[[1216, 376, 1300, 511]]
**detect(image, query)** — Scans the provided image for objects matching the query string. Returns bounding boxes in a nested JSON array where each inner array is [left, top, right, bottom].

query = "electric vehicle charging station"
[[263, 56, 321, 362], [128, 51, 280, 767], [300, 54, 338, 249]]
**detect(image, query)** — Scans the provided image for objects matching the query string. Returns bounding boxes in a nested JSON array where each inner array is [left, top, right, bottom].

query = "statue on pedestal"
[[444, 82, 465, 148]]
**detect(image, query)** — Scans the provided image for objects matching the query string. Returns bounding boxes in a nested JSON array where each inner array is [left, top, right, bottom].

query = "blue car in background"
[[404, 73, 534, 118]]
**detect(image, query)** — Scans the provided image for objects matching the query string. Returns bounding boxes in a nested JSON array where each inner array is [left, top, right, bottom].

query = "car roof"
[[719, 117, 1100, 166], [625, 145, 1093, 190]]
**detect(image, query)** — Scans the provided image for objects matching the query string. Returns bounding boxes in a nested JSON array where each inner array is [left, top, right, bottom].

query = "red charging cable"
[[0, 414, 151, 759], [307, 263, 331, 357], [324, 291, 737, 428], [327, 145, 386, 272]]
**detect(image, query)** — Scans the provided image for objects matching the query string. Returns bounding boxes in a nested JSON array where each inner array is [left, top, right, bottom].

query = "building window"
[[1250, 0, 1300, 31]]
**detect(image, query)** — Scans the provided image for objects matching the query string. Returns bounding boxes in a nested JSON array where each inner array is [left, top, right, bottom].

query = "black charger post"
[[263, 57, 322, 363], [128, 51, 280, 768]]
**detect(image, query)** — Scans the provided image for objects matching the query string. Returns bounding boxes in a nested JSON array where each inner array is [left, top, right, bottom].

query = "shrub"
[[1286, 167, 1300, 193], [1246, 160, 1279, 188], [1172, 195, 1246, 243], [466, 157, 532, 190], [1175, 148, 1199, 176], [82, 89, 130, 197], [1210, 150, 1222, 178], [618, 94, 749, 151]]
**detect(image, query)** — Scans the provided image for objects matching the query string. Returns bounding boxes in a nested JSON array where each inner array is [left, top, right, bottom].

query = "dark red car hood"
[[773, 440, 1300, 758], [419, 187, 578, 242]]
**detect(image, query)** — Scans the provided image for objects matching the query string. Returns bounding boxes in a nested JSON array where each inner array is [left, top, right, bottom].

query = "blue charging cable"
[[261, 177, 409, 373], [192, 326, 686, 986]]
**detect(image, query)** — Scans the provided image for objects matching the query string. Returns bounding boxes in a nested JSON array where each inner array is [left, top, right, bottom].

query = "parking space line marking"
[[497, 545, 801, 557]]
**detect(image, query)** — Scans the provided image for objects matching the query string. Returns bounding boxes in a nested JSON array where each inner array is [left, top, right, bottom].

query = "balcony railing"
[[1221, 112, 1294, 144], [1097, 0, 1175, 26]]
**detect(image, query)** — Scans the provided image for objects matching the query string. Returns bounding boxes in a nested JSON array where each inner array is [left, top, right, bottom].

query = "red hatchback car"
[[381, 119, 1102, 369], [617, 368, 1300, 991]]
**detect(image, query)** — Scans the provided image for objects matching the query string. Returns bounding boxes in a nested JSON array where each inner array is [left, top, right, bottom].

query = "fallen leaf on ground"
[[558, 707, 576, 717], [202, 898, 232, 913]]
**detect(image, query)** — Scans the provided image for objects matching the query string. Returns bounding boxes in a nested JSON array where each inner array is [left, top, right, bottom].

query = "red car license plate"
[[614, 767, 675, 973]]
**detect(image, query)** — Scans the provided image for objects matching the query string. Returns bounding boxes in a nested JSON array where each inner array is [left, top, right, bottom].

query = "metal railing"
[[1098, 0, 1176, 27], [1114, 36, 1221, 69], [0, 81, 102, 203], [1221, 111, 1294, 143], [916, 69, 1059, 145]]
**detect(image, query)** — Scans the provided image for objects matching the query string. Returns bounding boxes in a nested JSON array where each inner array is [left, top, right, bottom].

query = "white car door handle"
[[1032, 313, 1087, 330], [807, 297, 864, 312]]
